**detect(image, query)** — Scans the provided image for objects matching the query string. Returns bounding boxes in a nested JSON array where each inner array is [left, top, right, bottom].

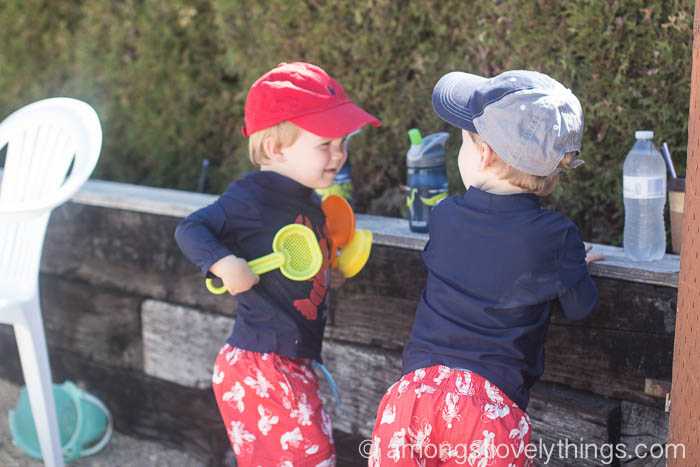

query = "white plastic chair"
[[0, 97, 102, 467]]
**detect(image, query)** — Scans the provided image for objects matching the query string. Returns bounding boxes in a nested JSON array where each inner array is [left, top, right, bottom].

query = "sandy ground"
[[0, 378, 205, 467]]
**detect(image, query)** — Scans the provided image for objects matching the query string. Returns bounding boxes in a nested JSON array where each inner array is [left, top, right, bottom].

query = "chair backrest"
[[0, 98, 102, 300]]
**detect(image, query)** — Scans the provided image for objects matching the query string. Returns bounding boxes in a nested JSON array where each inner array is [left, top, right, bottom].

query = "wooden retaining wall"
[[0, 180, 680, 466]]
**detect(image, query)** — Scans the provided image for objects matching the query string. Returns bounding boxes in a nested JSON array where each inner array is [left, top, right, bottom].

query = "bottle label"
[[623, 176, 666, 199]]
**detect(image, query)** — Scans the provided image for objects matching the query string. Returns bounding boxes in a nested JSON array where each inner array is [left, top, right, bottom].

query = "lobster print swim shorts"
[[369, 365, 532, 466], [212, 345, 336, 467]]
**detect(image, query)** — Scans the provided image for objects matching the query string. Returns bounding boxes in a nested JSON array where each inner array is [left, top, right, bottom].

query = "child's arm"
[[175, 195, 261, 295], [209, 255, 259, 295], [556, 227, 601, 321]]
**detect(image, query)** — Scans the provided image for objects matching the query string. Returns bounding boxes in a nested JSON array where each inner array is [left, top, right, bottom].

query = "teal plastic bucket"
[[8, 381, 113, 462]]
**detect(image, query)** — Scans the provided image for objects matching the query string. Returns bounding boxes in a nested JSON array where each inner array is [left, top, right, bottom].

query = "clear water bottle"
[[623, 130, 667, 261], [406, 129, 449, 233]]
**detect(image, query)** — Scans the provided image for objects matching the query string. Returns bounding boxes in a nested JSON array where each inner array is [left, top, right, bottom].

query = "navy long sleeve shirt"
[[402, 187, 599, 410], [175, 171, 331, 361]]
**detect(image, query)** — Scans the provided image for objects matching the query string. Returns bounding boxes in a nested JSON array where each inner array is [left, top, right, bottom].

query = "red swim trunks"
[[370, 365, 532, 466], [212, 344, 336, 466]]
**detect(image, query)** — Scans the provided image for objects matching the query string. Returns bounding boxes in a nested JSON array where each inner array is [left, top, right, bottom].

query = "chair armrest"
[[0, 204, 54, 223], [0, 186, 78, 222], [0, 167, 95, 222]]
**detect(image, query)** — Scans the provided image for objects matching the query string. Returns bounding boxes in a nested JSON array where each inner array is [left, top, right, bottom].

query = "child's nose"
[[330, 145, 346, 160]]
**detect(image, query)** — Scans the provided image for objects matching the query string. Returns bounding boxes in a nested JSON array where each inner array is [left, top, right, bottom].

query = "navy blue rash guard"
[[175, 171, 331, 361], [402, 187, 599, 410]]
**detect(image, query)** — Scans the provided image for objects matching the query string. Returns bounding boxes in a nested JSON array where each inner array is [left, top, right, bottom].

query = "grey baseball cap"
[[432, 70, 583, 176]]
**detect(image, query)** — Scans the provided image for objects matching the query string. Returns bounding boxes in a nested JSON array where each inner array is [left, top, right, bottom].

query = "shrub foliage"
[[0, 0, 694, 245]]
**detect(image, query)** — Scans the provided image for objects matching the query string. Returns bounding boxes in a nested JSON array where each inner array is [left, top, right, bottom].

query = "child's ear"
[[478, 142, 496, 169], [263, 137, 286, 163]]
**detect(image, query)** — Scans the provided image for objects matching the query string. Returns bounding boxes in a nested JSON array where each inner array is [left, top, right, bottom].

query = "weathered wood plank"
[[528, 383, 621, 467], [586, 244, 680, 289], [542, 325, 673, 407], [46, 176, 681, 288], [618, 401, 670, 465], [325, 293, 417, 350], [328, 272, 677, 357], [355, 213, 429, 251], [40, 275, 143, 371], [325, 245, 425, 350], [41, 202, 236, 317], [141, 300, 234, 389], [330, 249, 677, 339], [0, 324, 23, 383], [326, 250, 675, 405], [40, 204, 678, 406], [335, 245, 427, 301], [71, 178, 218, 219], [334, 430, 370, 467], [353, 213, 679, 289], [317, 340, 403, 438], [551, 277, 677, 335]]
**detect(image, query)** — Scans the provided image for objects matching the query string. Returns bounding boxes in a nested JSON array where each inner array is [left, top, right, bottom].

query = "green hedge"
[[0, 0, 694, 245]]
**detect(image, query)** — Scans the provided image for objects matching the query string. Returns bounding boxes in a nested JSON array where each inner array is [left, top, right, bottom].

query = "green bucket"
[[8, 381, 113, 463]]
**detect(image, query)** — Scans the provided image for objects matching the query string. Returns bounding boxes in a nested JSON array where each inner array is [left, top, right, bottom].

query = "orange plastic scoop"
[[321, 194, 355, 267]]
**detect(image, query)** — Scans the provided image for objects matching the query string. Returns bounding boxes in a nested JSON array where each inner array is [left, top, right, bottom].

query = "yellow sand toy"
[[206, 223, 323, 294], [336, 229, 372, 278]]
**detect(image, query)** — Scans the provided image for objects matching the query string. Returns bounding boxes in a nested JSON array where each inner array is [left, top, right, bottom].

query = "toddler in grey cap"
[[368, 70, 605, 467], [432, 69, 587, 193]]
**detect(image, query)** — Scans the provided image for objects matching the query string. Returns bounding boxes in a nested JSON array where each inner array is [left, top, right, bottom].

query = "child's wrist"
[[210, 254, 238, 277]]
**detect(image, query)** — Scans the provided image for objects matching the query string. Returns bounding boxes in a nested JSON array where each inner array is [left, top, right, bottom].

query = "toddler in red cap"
[[175, 62, 380, 466]]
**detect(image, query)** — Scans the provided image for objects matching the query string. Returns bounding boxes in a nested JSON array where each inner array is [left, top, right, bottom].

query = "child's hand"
[[209, 255, 260, 295], [329, 266, 347, 289], [584, 243, 606, 264]]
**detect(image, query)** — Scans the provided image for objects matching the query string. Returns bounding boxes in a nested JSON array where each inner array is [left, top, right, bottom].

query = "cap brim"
[[289, 102, 381, 138], [432, 72, 488, 133]]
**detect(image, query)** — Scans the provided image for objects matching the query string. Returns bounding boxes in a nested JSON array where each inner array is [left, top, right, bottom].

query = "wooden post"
[[667, 1, 700, 465]]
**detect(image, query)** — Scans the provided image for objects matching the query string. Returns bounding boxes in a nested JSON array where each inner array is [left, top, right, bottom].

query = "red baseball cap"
[[241, 62, 382, 138]]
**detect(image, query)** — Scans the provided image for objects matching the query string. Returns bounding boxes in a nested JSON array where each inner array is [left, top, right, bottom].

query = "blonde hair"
[[467, 131, 578, 196], [248, 121, 303, 166]]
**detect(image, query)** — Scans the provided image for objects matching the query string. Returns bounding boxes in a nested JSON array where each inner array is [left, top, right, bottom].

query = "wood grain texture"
[[40, 275, 143, 371], [527, 383, 621, 466], [41, 202, 237, 317], [142, 300, 234, 389], [618, 401, 670, 465]]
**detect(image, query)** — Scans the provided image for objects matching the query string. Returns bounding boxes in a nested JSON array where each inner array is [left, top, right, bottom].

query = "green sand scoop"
[[206, 223, 323, 294]]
